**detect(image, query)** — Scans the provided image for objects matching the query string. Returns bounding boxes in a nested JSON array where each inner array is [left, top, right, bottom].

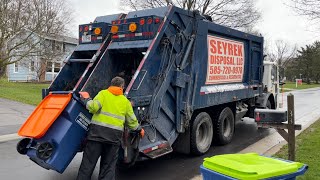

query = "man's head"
[[111, 76, 125, 89]]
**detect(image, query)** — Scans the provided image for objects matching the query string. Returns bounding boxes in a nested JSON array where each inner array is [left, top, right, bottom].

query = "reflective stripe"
[[86, 100, 102, 111], [126, 113, 137, 122], [86, 100, 93, 110], [96, 101, 102, 110], [91, 120, 124, 131], [99, 110, 125, 121], [131, 124, 139, 131]]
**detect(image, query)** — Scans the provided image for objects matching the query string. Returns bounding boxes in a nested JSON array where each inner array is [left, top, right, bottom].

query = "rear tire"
[[190, 112, 213, 155], [214, 107, 235, 145]]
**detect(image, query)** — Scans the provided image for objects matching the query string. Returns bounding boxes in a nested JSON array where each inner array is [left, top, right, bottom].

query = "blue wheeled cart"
[[18, 93, 92, 173]]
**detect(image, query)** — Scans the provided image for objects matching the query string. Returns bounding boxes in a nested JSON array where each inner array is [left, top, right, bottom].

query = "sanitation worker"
[[77, 76, 144, 180]]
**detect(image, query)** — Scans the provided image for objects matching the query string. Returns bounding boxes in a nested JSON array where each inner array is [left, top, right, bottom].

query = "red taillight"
[[255, 112, 261, 121], [79, 26, 83, 32], [112, 35, 119, 39], [142, 32, 153, 36], [84, 26, 89, 32], [140, 18, 145, 25], [125, 33, 135, 38], [117, 20, 121, 24], [155, 18, 160, 24], [147, 18, 153, 24]]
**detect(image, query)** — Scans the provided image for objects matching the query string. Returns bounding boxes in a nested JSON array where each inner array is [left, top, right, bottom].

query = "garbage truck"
[[17, 6, 278, 173]]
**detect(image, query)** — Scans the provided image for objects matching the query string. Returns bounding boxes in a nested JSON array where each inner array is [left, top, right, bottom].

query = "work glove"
[[79, 91, 91, 105], [134, 126, 145, 138]]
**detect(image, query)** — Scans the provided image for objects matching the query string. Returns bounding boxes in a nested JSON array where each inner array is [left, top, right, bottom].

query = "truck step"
[[142, 142, 173, 159]]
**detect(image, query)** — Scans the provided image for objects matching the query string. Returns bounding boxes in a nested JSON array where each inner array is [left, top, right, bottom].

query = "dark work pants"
[[76, 140, 119, 180]]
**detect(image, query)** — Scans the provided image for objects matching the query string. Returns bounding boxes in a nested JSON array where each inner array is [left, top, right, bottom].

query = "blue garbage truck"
[[17, 6, 278, 173]]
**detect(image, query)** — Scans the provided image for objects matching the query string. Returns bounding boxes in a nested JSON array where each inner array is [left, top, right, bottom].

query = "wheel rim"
[[196, 118, 212, 151], [37, 142, 54, 160], [223, 117, 232, 137]]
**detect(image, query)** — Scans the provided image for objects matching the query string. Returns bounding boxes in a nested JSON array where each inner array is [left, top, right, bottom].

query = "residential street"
[[0, 88, 320, 180]]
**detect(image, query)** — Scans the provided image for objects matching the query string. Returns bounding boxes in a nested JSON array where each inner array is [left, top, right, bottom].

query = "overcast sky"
[[69, 0, 318, 49]]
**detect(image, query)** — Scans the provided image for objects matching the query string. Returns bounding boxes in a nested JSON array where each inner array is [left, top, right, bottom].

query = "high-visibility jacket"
[[86, 86, 139, 132]]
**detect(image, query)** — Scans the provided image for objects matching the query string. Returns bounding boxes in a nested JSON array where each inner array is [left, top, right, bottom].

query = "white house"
[[6, 35, 78, 82]]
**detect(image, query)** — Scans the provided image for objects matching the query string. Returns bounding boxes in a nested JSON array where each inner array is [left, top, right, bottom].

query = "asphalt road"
[[0, 87, 319, 180], [0, 120, 271, 180]]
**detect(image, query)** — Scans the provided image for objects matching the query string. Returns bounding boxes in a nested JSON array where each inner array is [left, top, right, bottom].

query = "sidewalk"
[[0, 98, 34, 137]]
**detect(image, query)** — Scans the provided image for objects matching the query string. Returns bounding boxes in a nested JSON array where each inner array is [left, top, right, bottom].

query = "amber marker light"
[[94, 27, 102, 35], [129, 23, 137, 32], [111, 26, 119, 34]]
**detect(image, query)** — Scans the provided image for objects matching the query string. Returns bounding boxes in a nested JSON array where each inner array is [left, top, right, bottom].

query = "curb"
[[0, 133, 21, 143]]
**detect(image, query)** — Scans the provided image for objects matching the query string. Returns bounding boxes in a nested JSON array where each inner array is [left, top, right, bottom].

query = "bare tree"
[[289, 0, 320, 21], [0, 0, 73, 76], [268, 40, 297, 78], [120, 0, 260, 30], [269, 40, 296, 66]]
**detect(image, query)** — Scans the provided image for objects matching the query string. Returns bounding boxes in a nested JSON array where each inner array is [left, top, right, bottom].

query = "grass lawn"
[[0, 78, 50, 105], [281, 81, 320, 91], [274, 119, 320, 179]]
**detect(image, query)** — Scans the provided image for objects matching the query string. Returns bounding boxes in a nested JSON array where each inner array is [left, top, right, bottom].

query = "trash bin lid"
[[203, 153, 304, 180], [18, 93, 72, 138]]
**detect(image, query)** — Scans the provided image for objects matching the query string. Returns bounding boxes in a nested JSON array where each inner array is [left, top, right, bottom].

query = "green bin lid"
[[203, 153, 304, 180]]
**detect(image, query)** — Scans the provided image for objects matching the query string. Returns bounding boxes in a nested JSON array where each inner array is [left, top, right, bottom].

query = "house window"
[[52, 40, 56, 51], [46, 62, 53, 72], [54, 63, 61, 72], [63, 43, 66, 52], [14, 62, 19, 73], [55, 43, 61, 51], [30, 61, 35, 72]]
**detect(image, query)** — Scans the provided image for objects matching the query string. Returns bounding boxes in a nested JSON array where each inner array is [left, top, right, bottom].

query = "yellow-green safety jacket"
[[86, 86, 139, 132]]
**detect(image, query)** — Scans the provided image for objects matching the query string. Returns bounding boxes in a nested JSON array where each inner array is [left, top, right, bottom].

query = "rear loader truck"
[[17, 6, 278, 173]]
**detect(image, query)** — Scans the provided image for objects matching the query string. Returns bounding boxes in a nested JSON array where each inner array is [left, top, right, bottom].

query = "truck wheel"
[[214, 107, 235, 145], [191, 112, 213, 155]]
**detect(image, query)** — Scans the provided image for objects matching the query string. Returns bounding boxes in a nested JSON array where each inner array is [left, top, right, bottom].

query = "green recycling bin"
[[201, 153, 308, 180]]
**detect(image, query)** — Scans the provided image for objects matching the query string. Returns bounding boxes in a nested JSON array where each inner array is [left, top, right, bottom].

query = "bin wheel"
[[190, 112, 213, 155], [214, 107, 235, 145], [16, 138, 31, 155], [36, 142, 54, 160]]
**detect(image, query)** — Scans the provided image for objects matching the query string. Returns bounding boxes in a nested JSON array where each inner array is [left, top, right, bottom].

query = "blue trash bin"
[[18, 94, 92, 173]]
